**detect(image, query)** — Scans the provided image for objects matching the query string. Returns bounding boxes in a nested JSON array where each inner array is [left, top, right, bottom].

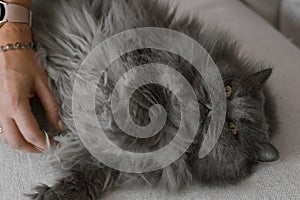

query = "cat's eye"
[[225, 85, 232, 98], [229, 122, 238, 136]]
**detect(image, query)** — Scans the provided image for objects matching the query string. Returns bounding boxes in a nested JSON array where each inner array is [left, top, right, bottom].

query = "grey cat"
[[29, 0, 279, 199]]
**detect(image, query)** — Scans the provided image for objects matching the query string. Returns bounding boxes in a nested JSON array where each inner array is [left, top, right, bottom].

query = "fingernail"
[[34, 146, 45, 152], [58, 120, 64, 130]]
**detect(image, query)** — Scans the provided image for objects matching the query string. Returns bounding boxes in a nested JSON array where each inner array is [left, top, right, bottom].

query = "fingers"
[[34, 73, 62, 130], [13, 100, 55, 151], [0, 118, 40, 153]]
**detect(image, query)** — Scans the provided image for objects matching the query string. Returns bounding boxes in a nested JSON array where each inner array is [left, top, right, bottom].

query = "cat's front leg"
[[28, 166, 119, 200]]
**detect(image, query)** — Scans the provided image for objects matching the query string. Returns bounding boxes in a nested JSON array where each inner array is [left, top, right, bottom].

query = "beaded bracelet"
[[0, 42, 35, 52]]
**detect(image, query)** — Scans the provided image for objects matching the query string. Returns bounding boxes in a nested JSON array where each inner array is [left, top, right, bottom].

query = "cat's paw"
[[27, 184, 60, 200]]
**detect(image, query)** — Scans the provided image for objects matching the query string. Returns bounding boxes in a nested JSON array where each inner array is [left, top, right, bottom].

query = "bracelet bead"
[[0, 41, 35, 52]]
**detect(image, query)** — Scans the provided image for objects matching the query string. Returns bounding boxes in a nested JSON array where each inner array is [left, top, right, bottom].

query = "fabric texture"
[[280, 0, 300, 47], [1, 0, 300, 199], [239, 0, 300, 48], [240, 0, 280, 26]]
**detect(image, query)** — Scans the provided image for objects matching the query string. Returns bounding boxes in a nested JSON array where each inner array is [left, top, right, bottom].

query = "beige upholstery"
[[240, 0, 280, 26], [280, 0, 300, 47], [1, 0, 300, 199], [239, 0, 300, 48]]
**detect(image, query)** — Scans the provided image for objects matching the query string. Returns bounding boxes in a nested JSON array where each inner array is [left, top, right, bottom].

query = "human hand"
[[0, 23, 61, 153]]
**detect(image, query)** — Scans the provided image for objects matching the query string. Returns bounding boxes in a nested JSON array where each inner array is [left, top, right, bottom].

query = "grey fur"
[[28, 0, 279, 199]]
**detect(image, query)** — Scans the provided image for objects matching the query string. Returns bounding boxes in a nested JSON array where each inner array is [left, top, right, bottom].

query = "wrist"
[[0, 23, 31, 44], [0, 0, 32, 43]]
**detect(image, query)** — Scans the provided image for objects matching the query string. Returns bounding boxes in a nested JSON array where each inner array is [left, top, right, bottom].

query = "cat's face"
[[193, 68, 279, 184]]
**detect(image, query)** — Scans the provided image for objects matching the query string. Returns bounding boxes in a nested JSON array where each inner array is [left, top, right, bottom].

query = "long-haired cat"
[[29, 0, 279, 199]]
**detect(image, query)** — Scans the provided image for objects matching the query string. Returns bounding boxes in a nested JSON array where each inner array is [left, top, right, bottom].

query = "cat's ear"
[[247, 68, 272, 90], [256, 142, 280, 162]]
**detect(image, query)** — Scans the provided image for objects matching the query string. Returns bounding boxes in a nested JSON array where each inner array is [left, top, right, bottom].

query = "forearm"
[[0, 0, 32, 43]]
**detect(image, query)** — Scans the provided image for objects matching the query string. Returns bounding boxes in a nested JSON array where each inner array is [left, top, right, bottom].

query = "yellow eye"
[[225, 85, 232, 98], [229, 122, 238, 136]]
